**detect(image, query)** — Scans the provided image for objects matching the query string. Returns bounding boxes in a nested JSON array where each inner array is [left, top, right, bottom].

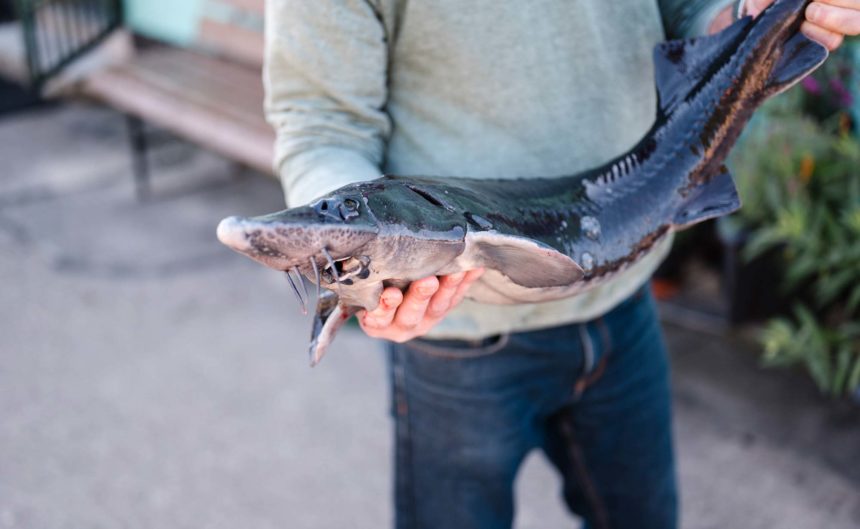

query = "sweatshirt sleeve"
[[264, 0, 391, 207], [658, 0, 735, 38]]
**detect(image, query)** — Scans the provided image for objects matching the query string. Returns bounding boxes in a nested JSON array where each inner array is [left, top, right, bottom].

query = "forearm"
[[659, 0, 736, 37], [264, 0, 391, 207], [708, 4, 736, 33], [272, 146, 381, 208]]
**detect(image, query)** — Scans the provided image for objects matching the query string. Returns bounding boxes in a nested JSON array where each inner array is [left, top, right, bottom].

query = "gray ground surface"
[[1, 103, 858, 529]]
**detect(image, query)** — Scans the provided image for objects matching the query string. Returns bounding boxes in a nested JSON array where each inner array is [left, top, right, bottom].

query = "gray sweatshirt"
[[264, 0, 731, 339]]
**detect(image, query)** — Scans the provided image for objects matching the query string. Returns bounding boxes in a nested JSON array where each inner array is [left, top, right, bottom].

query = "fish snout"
[[216, 214, 377, 271], [216, 216, 251, 252]]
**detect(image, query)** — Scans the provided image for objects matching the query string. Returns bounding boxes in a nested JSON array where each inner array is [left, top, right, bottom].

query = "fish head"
[[216, 191, 379, 274], [217, 177, 469, 295], [217, 177, 470, 367]]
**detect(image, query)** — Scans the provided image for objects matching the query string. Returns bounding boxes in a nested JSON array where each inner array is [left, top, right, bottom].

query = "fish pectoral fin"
[[674, 167, 741, 230], [653, 16, 753, 114], [309, 290, 358, 367], [765, 32, 829, 96], [469, 232, 584, 288]]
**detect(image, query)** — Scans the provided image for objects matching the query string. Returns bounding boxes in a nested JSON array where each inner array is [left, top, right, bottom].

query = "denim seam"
[[596, 316, 614, 357], [574, 315, 616, 397], [558, 414, 612, 529], [574, 356, 609, 398], [392, 348, 417, 529]]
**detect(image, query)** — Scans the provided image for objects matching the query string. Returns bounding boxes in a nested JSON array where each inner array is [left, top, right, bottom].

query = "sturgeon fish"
[[217, 0, 827, 365]]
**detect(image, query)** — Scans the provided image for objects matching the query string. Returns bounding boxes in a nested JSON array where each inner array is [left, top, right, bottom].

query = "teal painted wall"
[[123, 0, 204, 46]]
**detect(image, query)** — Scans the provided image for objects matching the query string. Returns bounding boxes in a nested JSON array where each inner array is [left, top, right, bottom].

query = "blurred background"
[[0, 1, 858, 528]]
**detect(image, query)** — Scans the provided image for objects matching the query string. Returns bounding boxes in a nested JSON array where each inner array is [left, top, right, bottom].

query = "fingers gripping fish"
[[217, 0, 827, 365]]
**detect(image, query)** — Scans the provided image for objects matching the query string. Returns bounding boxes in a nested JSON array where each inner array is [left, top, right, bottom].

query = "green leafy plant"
[[728, 40, 860, 396]]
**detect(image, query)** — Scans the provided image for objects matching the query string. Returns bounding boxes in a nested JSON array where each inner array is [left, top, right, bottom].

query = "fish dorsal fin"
[[468, 232, 584, 288], [654, 16, 753, 113], [765, 31, 828, 96], [673, 167, 741, 229]]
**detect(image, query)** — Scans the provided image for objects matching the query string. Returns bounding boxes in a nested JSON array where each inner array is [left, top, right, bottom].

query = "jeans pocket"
[[404, 334, 510, 359]]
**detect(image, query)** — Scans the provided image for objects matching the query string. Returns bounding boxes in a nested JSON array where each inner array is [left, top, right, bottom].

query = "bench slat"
[[130, 49, 265, 126], [82, 48, 274, 175], [214, 0, 264, 15], [197, 18, 263, 67]]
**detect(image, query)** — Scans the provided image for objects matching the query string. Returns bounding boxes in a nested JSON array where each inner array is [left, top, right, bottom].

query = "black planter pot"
[[717, 217, 795, 324], [654, 221, 724, 283]]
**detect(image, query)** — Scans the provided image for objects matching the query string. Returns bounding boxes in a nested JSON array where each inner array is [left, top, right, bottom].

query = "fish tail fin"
[[652, 17, 754, 115], [751, 0, 828, 91], [764, 31, 829, 97], [673, 167, 741, 229], [652, 0, 823, 116], [758, 0, 814, 29]]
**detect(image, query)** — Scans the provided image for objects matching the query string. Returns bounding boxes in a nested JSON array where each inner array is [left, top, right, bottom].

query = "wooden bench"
[[79, 0, 275, 195]]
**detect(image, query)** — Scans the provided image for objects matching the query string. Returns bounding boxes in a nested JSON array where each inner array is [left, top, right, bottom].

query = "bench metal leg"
[[125, 114, 150, 200]]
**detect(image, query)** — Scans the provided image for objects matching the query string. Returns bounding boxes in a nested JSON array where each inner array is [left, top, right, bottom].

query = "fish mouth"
[[312, 251, 371, 285], [278, 249, 373, 316]]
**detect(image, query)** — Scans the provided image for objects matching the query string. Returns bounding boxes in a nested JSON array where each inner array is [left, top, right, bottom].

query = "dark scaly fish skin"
[[216, 0, 828, 365]]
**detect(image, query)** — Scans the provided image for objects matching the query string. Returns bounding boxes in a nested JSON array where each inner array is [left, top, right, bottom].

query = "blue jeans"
[[388, 286, 676, 529]]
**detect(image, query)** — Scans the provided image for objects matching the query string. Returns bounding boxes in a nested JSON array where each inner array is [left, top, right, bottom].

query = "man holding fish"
[[262, 0, 858, 527]]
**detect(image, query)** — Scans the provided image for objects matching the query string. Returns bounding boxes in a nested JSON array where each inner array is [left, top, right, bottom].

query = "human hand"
[[744, 0, 859, 50], [358, 269, 485, 343]]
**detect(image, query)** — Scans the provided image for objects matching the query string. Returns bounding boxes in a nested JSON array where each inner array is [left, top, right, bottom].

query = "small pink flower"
[[802, 76, 822, 95]]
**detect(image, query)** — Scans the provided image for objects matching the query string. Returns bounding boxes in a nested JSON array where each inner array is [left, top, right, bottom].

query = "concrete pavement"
[[1, 103, 858, 529]]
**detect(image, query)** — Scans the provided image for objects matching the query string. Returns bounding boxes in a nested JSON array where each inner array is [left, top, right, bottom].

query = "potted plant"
[[725, 40, 860, 397]]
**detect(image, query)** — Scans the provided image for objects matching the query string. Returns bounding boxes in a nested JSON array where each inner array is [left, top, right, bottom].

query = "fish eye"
[[338, 198, 361, 220]]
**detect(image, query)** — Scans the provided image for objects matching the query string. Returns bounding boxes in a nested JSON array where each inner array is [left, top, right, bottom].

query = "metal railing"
[[14, 0, 122, 90]]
